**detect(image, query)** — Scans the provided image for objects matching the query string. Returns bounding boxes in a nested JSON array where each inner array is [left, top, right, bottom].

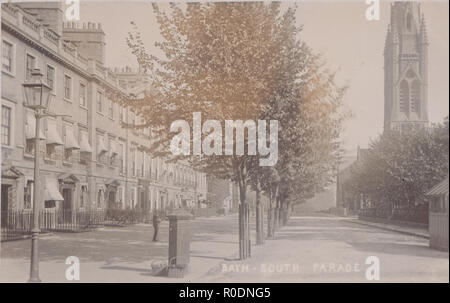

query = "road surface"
[[0, 213, 448, 282]]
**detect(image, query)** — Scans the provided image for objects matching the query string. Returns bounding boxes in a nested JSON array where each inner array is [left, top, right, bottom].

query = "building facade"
[[384, 2, 429, 131], [1, 2, 207, 219], [207, 176, 239, 213]]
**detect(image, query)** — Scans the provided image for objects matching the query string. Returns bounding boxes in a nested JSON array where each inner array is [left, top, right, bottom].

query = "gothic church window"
[[411, 80, 421, 115], [406, 13, 412, 31], [399, 80, 410, 116]]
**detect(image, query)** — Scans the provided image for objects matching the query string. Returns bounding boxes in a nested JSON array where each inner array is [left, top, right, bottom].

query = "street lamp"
[[23, 69, 52, 283]]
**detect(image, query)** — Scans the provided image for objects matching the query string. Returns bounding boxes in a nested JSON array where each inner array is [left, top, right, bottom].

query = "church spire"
[[383, 1, 429, 132], [420, 14, 428, 45]]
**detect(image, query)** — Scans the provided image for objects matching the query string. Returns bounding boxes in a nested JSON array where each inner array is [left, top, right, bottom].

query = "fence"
[[1, 209, 105, 241], [359, 205, 428, 225]]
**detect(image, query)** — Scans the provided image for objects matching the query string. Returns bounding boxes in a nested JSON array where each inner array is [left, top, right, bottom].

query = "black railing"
[[0, 210, 33, 241], [1, 209, 106, 241], [39, 209, 105, 232]]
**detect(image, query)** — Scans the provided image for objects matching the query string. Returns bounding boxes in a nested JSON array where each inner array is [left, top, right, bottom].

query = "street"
[[0, 213, 448, 282]]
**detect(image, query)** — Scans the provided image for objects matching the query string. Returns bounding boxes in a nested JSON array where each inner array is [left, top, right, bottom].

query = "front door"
[[62, 188, 72, 224], [140, 190, 145, 210], [108, 191, 116, 209], [62, 189, 72, 210], [1, 185, 10, 228]]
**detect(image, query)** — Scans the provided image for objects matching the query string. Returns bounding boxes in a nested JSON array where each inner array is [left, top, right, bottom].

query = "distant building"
[[1, 2, 207, 221], [336, 1, 432, 215], [207, 176, 239, 213], [384, 2, 429, 131]]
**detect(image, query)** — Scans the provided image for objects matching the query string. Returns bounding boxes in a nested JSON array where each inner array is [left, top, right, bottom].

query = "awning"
[[45, 119, 63, 145], [64, 125, 80, 150], [97, 136, 108, 154], [106, 179, 120, 187], [44, 178, 64, 201], [426, 177, 449, 196], [79, 131, 92, 153], [25, 111, 45, 140]]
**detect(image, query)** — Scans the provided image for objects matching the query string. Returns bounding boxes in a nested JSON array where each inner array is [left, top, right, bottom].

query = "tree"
[[116, 2, 348, 256], [346, 119, 449, 222]]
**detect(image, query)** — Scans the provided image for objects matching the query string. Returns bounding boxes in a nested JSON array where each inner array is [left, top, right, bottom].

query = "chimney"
[[17, 2, 64, 36], [62, 22, 106, 64]]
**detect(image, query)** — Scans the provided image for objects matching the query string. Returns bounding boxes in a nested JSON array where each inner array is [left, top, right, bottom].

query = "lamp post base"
[[28, 229, 41, 283]]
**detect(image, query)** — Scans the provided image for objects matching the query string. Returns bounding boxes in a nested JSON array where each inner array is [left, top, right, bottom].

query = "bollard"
[[167, 209, 194, 278]]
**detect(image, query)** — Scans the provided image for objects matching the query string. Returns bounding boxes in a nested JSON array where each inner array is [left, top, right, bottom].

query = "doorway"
[[108, 191, 116, 209], [62, 188, 72, 211], [1, 185, 10, 228]]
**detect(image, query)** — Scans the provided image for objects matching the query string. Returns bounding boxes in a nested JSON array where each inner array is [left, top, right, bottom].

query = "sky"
[[79, 0, 449, 154]]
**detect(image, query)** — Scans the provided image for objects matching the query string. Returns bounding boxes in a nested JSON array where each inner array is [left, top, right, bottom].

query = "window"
[[2, 40, 13, 73], [399, 80, 409, 116], [62, 126, 72, 162], [109, 138, 116, 166], [26, 54, 36, 80], [24, 180, 33, 209], [1, 106, 11, 145], [140, 151, 145, 177], [79, 83, 86, 107], [46, 144, 56, 159], [25, 139, 35, 155], [64, 75, 72, 100], [96, 91, 103, 113], [120, 106, 125, 123], [80, 185, 88, 208], [46, 65, 55, 91], [411, 80, 421, 114], [97, 189, 103, 208], [131, 148, 136, 176], [96, 134, 108, 164], [406, 13, 412, 31], [118, 142, 124, 174], [131, 188, 136, 208], [130, 111, 135, 125], [108, 99, 113, 118]]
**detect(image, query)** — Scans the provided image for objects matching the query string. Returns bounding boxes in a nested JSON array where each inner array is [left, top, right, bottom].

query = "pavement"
[[343, 217, 429, 239], [0, 213, 448, 283]]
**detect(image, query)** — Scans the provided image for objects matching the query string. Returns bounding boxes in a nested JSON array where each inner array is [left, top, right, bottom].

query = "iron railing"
[[1, 209, 105, 241]]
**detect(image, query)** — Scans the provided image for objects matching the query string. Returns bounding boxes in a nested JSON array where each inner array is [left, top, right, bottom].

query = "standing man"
[[152, 211, 161, 242]]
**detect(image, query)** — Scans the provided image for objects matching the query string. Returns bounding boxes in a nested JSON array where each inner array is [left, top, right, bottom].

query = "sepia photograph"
[[0, 0, 448, 290]]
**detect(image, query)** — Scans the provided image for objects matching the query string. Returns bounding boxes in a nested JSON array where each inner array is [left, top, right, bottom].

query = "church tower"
[[384, 2, 429, 132]]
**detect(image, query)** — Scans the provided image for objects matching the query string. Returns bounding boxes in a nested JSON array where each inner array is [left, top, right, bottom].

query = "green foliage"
[[347, 120, 449, 209]]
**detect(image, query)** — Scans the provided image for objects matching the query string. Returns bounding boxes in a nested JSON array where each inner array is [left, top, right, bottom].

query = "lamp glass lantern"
[[23, 69, 52, 110]]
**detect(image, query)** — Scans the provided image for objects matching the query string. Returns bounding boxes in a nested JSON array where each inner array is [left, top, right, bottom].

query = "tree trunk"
[[274, 196, 280, 230], [282, 201, 291, 225], [267, 184, 277, 239], [260, 202, 265, 244], [267, 202, 273, 238], [255, 178, 264, 245], [246, 202, 251, 257], [237, 163, 250, 260]]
